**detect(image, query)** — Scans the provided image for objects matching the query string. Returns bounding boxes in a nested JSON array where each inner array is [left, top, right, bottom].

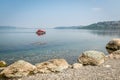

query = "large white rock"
[[78, 50, 105, 66], [0, 60, 36, 78], [35, 59, 69, 73]]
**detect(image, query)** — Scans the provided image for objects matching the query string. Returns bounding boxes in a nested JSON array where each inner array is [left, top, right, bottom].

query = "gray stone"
[[35, 59, 69, 73], [106, 38, 120, 54], [108, 50, 120, 59], [0, 60, 36, 78], [78, 50, 105, 66]]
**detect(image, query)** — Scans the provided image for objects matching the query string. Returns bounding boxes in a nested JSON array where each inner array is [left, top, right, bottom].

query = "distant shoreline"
[[54, 20, 120, 30]]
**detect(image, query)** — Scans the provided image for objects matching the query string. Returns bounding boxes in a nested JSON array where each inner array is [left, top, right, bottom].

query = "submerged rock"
[[0, 61, 7, 67], [0, 60, 36, 78], [78, 50, 105, 66], [35, 59, 69, 73], [106, 38, 120, 54], [72, 63, 83, 69]]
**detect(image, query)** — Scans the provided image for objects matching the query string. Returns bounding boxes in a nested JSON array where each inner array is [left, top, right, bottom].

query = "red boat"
[[36, 29, 46, 36]]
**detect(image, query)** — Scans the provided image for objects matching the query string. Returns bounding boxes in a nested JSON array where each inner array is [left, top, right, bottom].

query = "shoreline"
[[0, 49, 107, 65], [1, 57, 120, 80], [1, 58, 120, 80], [21, 59, 120, 80]]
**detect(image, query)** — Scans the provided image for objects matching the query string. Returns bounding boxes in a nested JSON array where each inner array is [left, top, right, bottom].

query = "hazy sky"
[[0, 0, 120, 28]]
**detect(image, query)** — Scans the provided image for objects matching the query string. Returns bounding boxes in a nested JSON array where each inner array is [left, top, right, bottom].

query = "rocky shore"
[[21, 59, 120, 80], [1, 38, 120, 80]]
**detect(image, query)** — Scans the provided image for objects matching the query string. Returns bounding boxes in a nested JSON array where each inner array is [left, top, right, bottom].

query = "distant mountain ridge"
[[81, 21, 120, 30], [1, 20, 120, 30], [55, 20, 120, 30]]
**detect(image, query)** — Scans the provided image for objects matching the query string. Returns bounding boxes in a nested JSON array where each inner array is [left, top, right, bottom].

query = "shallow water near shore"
[[0, 28, 120, 64]]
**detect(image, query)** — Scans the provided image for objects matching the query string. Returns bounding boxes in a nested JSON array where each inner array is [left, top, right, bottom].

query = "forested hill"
[[81, 21, 120, 30], [55, 21, 120, 30]]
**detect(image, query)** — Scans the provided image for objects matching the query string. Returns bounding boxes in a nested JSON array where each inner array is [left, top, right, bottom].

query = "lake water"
[[0, 28, 120, 64]]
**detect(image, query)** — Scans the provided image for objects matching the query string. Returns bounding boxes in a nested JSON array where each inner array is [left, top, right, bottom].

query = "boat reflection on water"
[[33, 29, 46, 45], [36, 29, 46, 36]]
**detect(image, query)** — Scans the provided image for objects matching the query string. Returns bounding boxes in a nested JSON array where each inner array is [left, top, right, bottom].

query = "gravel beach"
[[21, 59, 120, 80]]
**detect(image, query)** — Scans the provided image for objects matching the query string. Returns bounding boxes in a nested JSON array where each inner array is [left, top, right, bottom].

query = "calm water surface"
[[0, 29, 120, 64]]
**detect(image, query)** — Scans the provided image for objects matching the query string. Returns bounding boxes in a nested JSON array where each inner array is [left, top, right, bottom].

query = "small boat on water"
[[36, 29, 46, 36]]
